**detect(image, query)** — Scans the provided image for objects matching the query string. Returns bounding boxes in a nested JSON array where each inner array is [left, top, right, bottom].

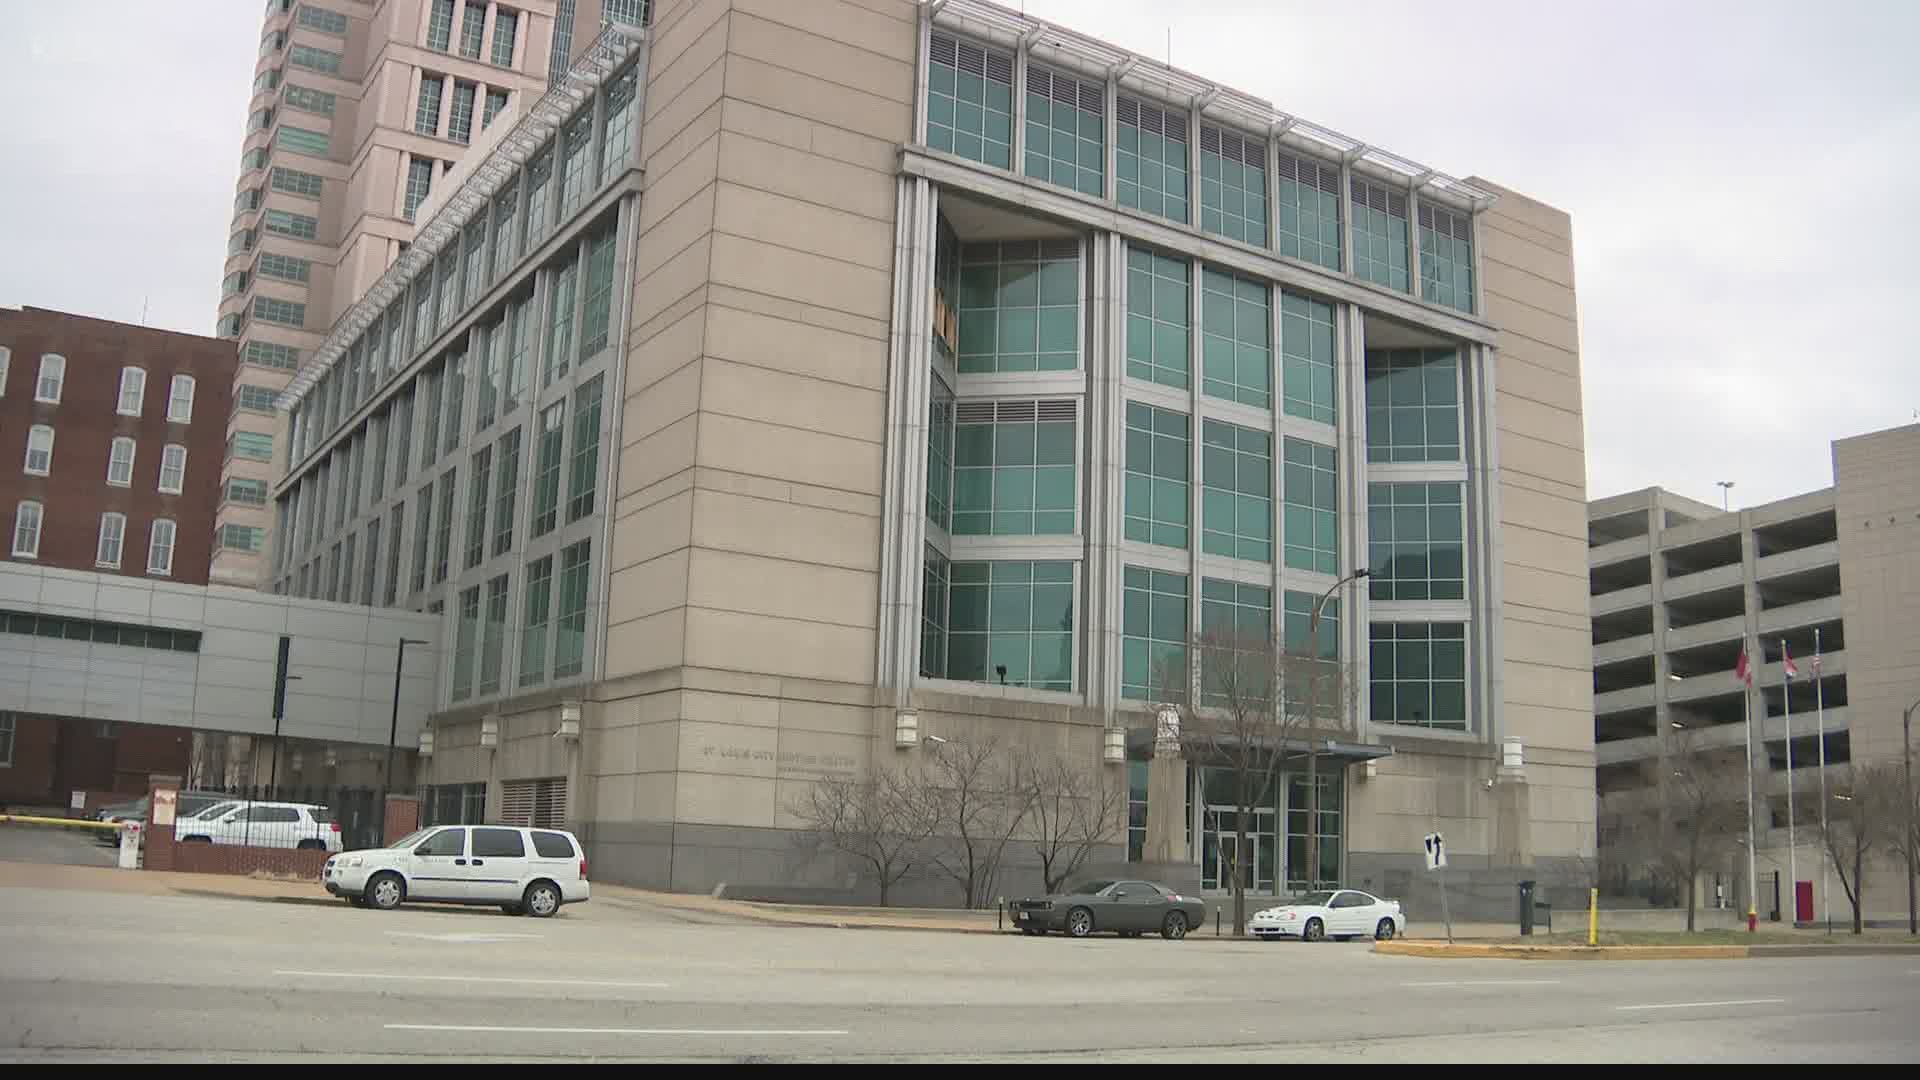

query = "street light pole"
[[1304, 567, 1370, 891], [383, 638, 429, 840], [1904, 697, 1919, 936]]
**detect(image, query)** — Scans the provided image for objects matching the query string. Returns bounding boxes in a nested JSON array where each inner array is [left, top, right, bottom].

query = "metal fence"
[[173, 784, 383, 851]]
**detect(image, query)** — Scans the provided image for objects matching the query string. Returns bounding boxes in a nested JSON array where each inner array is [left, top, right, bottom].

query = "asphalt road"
[[0, 824, 118, 869], [0, 879, 1916, 1062]]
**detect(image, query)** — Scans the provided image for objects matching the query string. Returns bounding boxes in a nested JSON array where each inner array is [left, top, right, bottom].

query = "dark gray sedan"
[[1012, 879, 1206, 939]]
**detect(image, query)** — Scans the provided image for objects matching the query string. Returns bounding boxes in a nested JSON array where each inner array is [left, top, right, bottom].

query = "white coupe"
[[1250, 889, 1405, 941]]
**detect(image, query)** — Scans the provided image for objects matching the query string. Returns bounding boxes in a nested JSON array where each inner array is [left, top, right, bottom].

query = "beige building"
[[1590, 422, 1920, 922], [266, 0, 1593, 913], [214, 1, 659, 587]]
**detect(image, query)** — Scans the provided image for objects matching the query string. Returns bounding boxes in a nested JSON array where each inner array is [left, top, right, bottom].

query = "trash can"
[[1517, 879, 1537, 935]]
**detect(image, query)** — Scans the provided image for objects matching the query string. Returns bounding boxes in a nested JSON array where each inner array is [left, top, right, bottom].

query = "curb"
[[1374, 940, 1749, 960]]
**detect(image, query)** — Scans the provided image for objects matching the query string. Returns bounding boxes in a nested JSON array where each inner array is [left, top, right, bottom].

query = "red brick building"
[[0, 307, 236, 584]]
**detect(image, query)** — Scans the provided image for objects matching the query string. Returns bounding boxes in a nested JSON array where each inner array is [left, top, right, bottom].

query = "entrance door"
[[1202, 808, 1276, 893]]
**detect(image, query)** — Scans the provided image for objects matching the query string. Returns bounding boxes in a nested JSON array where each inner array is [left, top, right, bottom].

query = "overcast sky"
[[2, 1, 1915, 510]]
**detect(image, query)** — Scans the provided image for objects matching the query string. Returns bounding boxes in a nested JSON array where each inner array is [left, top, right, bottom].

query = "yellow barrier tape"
[[0, 814, 128, 832]]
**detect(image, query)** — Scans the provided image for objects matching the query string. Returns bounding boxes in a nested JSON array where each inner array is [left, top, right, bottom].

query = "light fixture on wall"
[[1361, 758, 1378, 781], [556, 700, 581, 740], [480, 714, 500, 749], [418, 727, 435, 756], [894, 710, 919, 748], [1102, 727, 1125, 764], [323, 749, 337, 769]]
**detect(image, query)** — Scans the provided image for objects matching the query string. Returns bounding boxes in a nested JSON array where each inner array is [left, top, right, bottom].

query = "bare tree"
[[790, 767, 939, 907], [1634, 735, 1747, 932], [1822, 761, 1903, 934], [923, 736, 1032, 908], [1023, 755, 1125, 894], [1161, 626, 1353, 935]]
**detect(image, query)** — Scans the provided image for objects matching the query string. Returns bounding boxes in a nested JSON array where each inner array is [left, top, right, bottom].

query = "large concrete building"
[[266, 0, 1592, 910], [213, 0, 657, 589], [1589, 422, 1920, 920]]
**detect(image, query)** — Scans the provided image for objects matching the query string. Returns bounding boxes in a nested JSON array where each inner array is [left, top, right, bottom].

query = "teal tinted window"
[[951, 400, 1076, 536], [920, 545, 950, 679], [451, 586, 479, 701], [957, 239, 1079, 373], [284, 84, 336, 115], [566, 376, 603, 523], [1116, 95, 1188, 224], [1370, 622, 1468, 730], [1419, 202, 1475, 313], [926, 393, 953, 530], [252, 296, 305, 328], [530, 401, 565, 537], [518, 555, 552, 687], [1281, 437, 1338, 574], [579, 225, 617, 359], [1125, 246, 1190, 389], [415, 78, 443, 135], [269, 166, 322, 198], [1025, 65, 1104, 197], [946, 561, 1075, 691], [1364, 348, 1459, 462], [1199, 578, 1272, 706], [554, 540, 591, 678], [263, 208, 317, 240], [1201, 267, 1270, 408], [1282, 589, 1339, 661], [1276, 151, 1342, 272], [1121, 566, 1188, 701], [276, 125, 330, 157], [1351, 177, 1410, 292], [926, 34, 1013, 170], [1201, 578, 1271, 641], [1368, 482, 1465, 601], [288, 44, 342, 76], [258, 253, 310, 284], [1123, 401, 1189, 550], [1279, 291, 1336, 425], [1201, 420, 1273, 563], [1199, 125, 1267, 247]]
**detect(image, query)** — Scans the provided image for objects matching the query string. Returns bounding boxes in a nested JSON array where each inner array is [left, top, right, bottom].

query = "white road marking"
[[1402, 979, 1562, 987], [386, 1024, 848, 1036], [275, 970, 666, 988], [1616, 998, 1786, 1011], [382, 931, 541, 943]]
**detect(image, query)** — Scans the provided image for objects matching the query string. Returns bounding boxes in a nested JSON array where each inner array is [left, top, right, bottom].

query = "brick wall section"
[[168, 840, 332, 881], [0, 306, 236, 584], [0, 713, 59, 804], [383, 794, 420, 844]]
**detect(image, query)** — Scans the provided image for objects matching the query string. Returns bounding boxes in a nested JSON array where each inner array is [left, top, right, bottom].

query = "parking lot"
[[0, 823, 118, 869], [1, 853, 1917, 1062]]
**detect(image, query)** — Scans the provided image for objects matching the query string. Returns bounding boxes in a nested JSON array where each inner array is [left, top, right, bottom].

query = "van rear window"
[[531, 831, 575, 858]]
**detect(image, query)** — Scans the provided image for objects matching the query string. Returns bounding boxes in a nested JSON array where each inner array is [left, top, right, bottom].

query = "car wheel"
[[1161, 911, 1189, 940], [1303, 916, 1325, 942], [523, 880, 562, 918], [366, 872, 404, 911], [1375, 918, 1397, 941], [1066, 907, 1094, 938]]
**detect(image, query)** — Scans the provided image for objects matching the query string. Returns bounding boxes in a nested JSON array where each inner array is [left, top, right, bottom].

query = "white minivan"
[[323, 824, 590, 917]]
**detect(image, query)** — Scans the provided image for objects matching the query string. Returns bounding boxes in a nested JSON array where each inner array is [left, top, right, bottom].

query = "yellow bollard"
[[1588, 887, 1598, 946]]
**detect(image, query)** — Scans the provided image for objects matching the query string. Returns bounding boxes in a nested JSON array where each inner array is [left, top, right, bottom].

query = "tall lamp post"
[[1304, 567, 1370, 890], [383, 638, 429, 837], [1904, 697, 1919, 936]]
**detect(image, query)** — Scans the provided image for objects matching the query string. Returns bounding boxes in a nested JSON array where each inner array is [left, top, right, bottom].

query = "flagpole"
[[1782, 639, 1796, 924], [1815, 628, 1830, 935], [1743, 644, 1759, 933]]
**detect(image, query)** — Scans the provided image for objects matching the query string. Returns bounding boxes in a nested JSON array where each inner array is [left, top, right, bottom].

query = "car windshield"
[[1067, 880, 1115, 895], [1292, 891, 1337, 906], [387, 828, 433, 849]]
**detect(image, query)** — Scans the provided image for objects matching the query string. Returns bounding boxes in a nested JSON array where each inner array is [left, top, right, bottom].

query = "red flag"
[[1735, 647, 1752, 686], [1782, 643, 1798, 680]]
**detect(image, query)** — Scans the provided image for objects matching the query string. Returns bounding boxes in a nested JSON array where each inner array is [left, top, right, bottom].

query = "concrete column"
[[481, 3, 499, 64], [1143, 709, 1189, 864], [1408, 184, 1424, 302]]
